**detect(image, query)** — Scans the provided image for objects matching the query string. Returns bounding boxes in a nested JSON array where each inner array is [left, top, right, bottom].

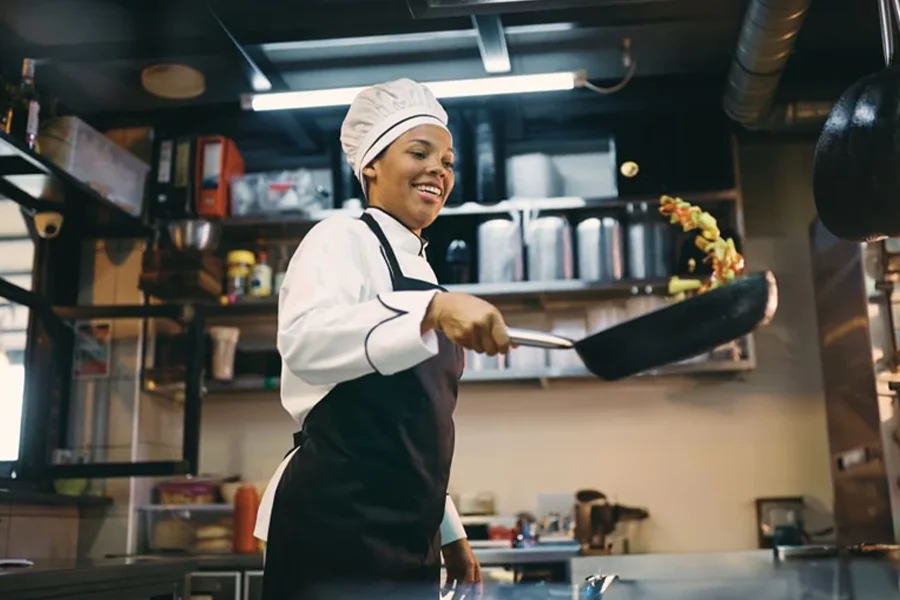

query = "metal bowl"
[[166, 219, 221, 252]]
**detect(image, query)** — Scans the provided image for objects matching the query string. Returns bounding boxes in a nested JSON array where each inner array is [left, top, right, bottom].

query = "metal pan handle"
[[506, 327, 575, 349]]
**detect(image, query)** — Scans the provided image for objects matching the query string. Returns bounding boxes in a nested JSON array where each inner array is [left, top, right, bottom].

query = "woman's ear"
[[362, 163, 377, 182]]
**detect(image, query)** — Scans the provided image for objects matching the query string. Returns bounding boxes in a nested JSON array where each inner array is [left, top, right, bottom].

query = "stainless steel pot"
[[576, 216, 624, 282], [526, 215, 574, 281]]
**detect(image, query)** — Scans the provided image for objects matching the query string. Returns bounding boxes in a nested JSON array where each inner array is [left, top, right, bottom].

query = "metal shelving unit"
[[203, 353, 754, 393], [0, 131, 202, 481], [217, 188, 739, 242], [0, 130, 151, 238], [205, 277, 672, 320]]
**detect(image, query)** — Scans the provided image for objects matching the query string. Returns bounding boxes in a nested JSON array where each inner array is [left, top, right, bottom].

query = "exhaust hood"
[[406, 0, 673, 18]]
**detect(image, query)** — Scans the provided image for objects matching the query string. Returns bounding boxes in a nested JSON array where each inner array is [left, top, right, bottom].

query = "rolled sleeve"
[[440, 494, 467, 546], [366, 290, 440, 375]]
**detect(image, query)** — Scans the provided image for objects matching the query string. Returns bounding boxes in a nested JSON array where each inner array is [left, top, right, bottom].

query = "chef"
[[254, 78, 512, 600]]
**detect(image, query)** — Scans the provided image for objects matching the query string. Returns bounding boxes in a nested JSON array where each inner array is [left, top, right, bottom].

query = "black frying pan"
[[813, 0, 900, 241], [507, 271, 778, 381]]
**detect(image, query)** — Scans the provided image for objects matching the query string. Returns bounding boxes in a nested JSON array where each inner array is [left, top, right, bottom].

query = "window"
[[0, 200, 34, 463]]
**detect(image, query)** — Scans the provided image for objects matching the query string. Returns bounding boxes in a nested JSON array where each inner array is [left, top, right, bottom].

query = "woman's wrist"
[[421, 292, 444, 334]]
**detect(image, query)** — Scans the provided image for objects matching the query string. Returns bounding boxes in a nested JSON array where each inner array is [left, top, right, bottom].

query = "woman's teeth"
[[414, 184, 441, 198]]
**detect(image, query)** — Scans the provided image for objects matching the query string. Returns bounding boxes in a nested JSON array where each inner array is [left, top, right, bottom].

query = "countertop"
[[0, 488, 113, 508], [0, 556, 198, 598], [143, 542, 582, 571]]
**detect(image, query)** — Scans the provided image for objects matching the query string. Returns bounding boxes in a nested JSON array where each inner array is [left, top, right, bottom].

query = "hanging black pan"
[[506, 271, 778, 381], [813, 0, 900, 241]]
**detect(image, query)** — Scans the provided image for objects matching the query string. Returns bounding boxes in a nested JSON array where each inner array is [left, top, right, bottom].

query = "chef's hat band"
[[354, 108, 448, 182]]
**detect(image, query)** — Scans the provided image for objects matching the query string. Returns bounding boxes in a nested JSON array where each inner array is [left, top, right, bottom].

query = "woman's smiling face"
[[363, 124, 456, 233]]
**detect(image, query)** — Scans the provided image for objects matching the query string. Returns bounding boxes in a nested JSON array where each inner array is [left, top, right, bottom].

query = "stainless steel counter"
[[570, 549, 900, 599], [476, 543, 581, 566]]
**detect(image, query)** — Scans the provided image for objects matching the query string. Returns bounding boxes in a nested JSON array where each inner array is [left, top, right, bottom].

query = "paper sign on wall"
[[72, 320, 112, 379]]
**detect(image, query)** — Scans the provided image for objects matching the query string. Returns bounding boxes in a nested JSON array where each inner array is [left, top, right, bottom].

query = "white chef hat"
[[340, 78, 449, 187]]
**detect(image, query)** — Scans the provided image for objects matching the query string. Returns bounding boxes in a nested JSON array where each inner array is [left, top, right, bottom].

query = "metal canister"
[[576, 216, 624, 281], [477, 218, 523, 283], [626, 202, 672, 279], [525, 215, 574, 281]]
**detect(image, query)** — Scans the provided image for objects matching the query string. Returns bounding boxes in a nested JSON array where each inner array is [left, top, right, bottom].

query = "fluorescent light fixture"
[[242, 72, 577, 112]]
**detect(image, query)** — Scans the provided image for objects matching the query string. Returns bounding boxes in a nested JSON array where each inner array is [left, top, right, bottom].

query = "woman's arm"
[[277, 217, 439, 385]]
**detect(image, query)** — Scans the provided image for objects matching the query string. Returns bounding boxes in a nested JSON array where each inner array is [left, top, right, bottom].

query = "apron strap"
[[359, 212, 402, 285]]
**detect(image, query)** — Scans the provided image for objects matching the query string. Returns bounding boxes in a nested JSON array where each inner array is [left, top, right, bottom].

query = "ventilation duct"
[[723, 0, 830, 130]]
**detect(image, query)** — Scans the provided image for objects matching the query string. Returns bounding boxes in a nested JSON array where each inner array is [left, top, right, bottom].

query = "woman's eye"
[[410, 151, 426, 159], [444, 161, 455, 169]]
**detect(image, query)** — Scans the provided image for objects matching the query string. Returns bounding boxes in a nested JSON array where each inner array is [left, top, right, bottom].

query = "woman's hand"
[[422, 292, 511, 355], [441, 538, 483, 599]]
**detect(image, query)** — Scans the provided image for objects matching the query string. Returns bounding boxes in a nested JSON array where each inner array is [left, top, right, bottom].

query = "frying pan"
[[813, 0, 900, 241], [506, 271, 778, 381]]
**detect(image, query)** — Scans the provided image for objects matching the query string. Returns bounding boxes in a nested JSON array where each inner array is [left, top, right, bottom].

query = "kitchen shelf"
[[0, 130, 150, 236], [205, 277, 671, 320], [217, 188, 738, 241], [204, 358, 754, 393], [448, 277, 668, 305], [138, 504, 233, 513]]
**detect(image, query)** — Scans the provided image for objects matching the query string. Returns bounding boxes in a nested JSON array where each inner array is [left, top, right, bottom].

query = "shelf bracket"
[[0, 179, 60, 214], [0, 275, 66, 336]]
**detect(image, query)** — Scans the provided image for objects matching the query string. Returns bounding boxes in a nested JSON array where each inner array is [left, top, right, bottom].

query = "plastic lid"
[[227, 250, 256, 265]]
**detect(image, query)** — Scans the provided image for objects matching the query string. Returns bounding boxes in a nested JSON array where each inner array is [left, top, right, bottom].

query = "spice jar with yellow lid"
[[226, 250, 256, 299]]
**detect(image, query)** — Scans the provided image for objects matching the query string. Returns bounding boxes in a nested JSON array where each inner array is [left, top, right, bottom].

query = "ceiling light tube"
[[242, 72, 578, 111]]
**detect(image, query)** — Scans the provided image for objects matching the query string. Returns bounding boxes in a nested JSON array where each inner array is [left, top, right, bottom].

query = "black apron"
[[261, 212, 464, 600]]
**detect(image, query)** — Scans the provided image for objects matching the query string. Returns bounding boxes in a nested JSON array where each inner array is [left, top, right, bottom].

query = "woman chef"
[[254, 78, 512, 599]]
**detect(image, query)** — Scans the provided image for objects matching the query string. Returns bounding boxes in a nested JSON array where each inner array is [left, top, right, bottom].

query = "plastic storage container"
[[156, 478, 220, 504], [230, 169, 333, 217], [139, 505, 234, 554], [39, 116, 150, 217]]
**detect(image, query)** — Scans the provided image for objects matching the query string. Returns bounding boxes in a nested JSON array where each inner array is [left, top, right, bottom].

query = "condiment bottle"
[[249, 251, 272, 297], [233, 483, 260, 554]]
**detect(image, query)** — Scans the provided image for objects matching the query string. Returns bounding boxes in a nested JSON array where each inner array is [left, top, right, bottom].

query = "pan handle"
[[507, 328, 575, 349]]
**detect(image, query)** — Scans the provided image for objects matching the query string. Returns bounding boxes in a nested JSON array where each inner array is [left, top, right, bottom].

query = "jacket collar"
[[365, 207, 428, 256]]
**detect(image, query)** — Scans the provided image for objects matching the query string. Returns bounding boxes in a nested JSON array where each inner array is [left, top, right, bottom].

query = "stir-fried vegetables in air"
[[658, 195, 745, 300]]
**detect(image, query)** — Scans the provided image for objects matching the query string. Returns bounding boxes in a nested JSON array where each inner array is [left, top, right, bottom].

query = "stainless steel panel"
[[809, 219, 900, 545]]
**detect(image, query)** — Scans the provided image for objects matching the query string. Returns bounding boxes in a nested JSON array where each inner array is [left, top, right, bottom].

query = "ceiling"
[[0, 0, 885, 158]]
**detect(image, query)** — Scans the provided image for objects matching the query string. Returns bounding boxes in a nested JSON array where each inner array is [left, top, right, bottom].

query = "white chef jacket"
[[254, 207, 466, 546]]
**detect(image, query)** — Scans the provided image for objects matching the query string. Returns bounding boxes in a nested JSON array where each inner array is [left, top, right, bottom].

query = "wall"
[[197, 140, 833, 554], [0, 504, 80, 560]]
